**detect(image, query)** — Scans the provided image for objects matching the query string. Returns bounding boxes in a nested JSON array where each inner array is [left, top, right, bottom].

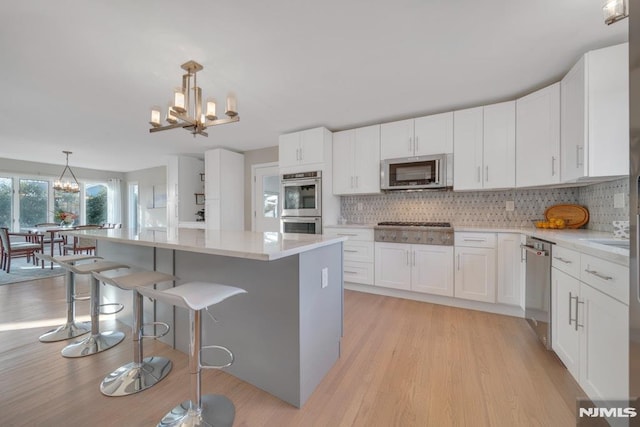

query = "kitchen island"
[[65, 227, 346, 408]]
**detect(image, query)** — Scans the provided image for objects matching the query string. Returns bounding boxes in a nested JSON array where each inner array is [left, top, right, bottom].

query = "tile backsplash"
[[340, 177, 628, 232]]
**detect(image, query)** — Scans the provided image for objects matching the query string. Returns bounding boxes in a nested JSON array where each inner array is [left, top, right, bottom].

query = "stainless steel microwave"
[[381, 154, 452, 190]]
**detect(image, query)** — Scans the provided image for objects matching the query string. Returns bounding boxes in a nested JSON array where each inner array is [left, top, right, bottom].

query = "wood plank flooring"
[[0, 276, 584, 426]]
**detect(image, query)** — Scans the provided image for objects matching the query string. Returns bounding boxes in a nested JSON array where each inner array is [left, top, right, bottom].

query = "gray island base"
[[78, 228, 344, 408]]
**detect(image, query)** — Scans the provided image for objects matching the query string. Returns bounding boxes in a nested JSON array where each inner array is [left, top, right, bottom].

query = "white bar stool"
[[137, 282, 247, 427], [35, 253, 102, 342], [56, 259, 130, 358], [91, 269, 176, 396]]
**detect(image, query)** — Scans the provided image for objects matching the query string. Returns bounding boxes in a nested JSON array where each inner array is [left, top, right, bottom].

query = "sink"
[[585, 238, 630, 249]]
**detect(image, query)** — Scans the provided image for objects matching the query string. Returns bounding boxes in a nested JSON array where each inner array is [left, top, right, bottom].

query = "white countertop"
[[324, 223, 629, 265], [64, 228, 346, 261]]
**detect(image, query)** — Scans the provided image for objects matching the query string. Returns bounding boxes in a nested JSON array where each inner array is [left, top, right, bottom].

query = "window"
[[86, 183, 107, 225], [54, 189, 80, 226], [0, 177, 12, 228], [19, 179, 48, 228]]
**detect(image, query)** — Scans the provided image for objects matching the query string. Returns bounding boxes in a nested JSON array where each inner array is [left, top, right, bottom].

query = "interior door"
[[253, 165, 280, 232]]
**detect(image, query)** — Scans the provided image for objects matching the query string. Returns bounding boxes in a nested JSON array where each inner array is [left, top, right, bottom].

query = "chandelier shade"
[[149, 60, 239, 137], [53, 151, 80, 193], [603, 0, 627, 25]]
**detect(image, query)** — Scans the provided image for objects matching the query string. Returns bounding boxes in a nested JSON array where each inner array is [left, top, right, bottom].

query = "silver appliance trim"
[[281, 216, 322, 235], [280, 171, 322, 218], [523, 236, 553, 349], [381, 153, 451, 191]]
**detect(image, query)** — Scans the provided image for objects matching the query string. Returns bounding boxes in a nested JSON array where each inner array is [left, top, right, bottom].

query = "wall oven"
[[281, 171, 322, 217], [281, 216, 322, 234], [280, 171, 322, 234]]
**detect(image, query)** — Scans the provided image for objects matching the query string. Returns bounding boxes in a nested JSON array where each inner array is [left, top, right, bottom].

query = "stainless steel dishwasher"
[[522, 236, 553, 349]]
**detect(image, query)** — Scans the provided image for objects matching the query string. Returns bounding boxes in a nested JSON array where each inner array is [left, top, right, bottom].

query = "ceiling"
[[0, 0, 628, 173]]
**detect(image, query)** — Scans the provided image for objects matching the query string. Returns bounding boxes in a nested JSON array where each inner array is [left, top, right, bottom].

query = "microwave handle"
[[435, 159, 440, 184]]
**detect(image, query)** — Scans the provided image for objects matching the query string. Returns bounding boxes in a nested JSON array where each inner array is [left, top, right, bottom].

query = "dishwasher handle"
[[520, 244, 549, 257]]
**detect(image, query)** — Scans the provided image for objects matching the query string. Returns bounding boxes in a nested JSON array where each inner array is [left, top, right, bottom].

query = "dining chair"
[[63, 225, 100, 255], [34, 223, 66, 255], [0, 227, 44, 273]]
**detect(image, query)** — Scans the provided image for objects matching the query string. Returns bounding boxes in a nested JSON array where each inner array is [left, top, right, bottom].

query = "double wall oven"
[[280, 171, 322, 234]]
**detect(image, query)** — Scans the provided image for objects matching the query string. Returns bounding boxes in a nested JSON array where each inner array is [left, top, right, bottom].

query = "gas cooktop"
[[376, 221, 452, 228]]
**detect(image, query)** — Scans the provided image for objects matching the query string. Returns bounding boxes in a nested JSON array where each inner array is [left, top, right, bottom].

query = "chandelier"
[[149, 60, 239, 137], [53, 151, 80, 193]]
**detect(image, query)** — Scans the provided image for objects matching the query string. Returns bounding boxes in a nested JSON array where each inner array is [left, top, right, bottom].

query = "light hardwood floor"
[[0, 276, 584, 426]]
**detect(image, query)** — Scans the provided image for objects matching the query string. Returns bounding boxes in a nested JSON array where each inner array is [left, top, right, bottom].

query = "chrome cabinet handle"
[[337, 233, 357, 237], [576, 145, 583, 168], [350, 176, 354, 188], [553, 256, 572, 264], [464, 238, 486, 242], [569, 291, 574, 326], [344, 249, 357, 253], [584, 268, 613, 281], [344, 270, 358, 275], [551, 156, 556, 176], [355, 176, 358, 188]]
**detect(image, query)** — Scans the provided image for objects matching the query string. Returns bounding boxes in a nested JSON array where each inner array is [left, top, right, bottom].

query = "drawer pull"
[[344, 271, 358, 274], [344, 249, 358, 253], [463, 238, 486, 242], [584, 269, 613, 281], [553, 256, 572, 264]]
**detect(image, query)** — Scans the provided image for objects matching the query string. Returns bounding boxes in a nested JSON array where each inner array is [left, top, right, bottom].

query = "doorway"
[[252, 164, 280, 232]]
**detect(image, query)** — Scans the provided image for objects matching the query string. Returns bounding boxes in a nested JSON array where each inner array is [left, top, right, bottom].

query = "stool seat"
[[92, 269, 176, 397], [138, 281, 246, 427], [60, 260, 130, 358], [34, 253, 103, 342], [137, 281, 246, 311]]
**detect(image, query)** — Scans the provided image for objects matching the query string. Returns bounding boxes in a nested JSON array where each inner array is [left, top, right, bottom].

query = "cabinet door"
[[496, 233, 522, 306], [560, 56, 586, 182], [551, 268, 580, 379], [332, 129, 355, 195], [483, 101, 516, 189], [454, 246, 496, 303], [579, 283, 629, 401], [412, 245, 454, 296], [380, 119, 414, 160], [279, 133, 301, 169], [374, 242, 411, 290], [353, 125, 381, 194], [413, 112, 453, 156], [453, 107, 483, 190], [516, 83, 561, 187], [299, 127, 325, 165]]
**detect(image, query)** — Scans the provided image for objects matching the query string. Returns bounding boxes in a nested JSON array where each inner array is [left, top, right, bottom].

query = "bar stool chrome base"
[[61, 330, 125, 358], [100, 356, 172, 396], [38, 321, 91, 342], [158, 395, 235, 427]]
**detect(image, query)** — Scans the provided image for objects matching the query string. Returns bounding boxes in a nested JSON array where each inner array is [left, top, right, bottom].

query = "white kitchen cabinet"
[[374, 242, 453, 295], [204, 148, 244, 230], [453, 102, 515, 191], [551, 247, 629, 404], [560, 43, 629, 182], [375, 242, 411, 290], [279, 127, 330, 170], [516, 83, 561, 187], [324, 227, 375, 286], [552, 268, 581, 379], [496, 233, 523, 306], [380, 112, 453, 160], [454, 232, 496, 303], [332, 125, 380, 195]]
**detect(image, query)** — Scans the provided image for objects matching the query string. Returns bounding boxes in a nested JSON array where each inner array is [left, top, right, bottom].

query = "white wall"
[[243, 146, 279, 230], [125, 166, 167, 228]]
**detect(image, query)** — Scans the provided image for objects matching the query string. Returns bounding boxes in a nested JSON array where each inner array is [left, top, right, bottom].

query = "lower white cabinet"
[[324, 227, 374, 285], [496, 233, 524, 306], [454, 246, 496, 303], [374, 242, 453, 296], [552, 247, 629, 403]]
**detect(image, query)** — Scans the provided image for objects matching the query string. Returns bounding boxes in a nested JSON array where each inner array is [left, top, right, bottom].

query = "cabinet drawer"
[[343, 241, 374, 263], [580, 254, 628, 305], [552, 246, 581, 278], [343, 261, 374, 285], [324, 227, 374, 241], [455, 232, 496, 248]]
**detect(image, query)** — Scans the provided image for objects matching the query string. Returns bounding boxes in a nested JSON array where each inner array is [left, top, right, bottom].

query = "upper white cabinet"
[[380, 112, 453, 160], [204, 148, 244, 231], [516, 83, 561, 187], [453, 102, 515, 191], [332, 125, 381, 195], [279, 127, 331, 171], [560, 43, 629, 182]]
